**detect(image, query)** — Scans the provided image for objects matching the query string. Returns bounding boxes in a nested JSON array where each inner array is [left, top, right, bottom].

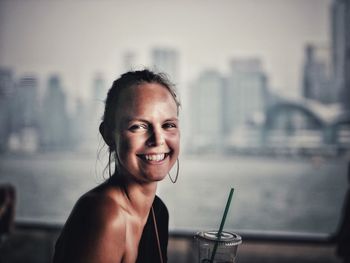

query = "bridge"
[[264, 98, 350, 147]]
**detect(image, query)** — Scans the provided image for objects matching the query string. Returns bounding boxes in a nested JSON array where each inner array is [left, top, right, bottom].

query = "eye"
[[128, 123, 148, 132], [163, 122, 177, 129]]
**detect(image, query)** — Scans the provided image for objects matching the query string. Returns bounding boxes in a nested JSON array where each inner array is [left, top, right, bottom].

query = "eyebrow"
[[163, 118, 179, 122], [122, 117, 179, 123]]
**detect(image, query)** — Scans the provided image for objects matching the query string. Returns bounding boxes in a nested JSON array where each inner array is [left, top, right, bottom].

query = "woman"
[[53, 70, 180, 263]]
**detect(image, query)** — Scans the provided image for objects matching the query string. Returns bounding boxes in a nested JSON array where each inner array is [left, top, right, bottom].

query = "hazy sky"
[[0, 0, 331, 100]]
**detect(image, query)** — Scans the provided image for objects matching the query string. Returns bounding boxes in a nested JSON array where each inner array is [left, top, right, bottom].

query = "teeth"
[[144, 153, 165, 161]]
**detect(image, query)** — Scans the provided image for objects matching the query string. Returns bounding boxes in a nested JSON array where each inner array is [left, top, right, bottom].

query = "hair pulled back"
[[100, 69, 180, 155]]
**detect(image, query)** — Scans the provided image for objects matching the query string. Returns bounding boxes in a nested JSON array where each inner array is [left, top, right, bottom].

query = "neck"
[[110, 173, 157, 219]]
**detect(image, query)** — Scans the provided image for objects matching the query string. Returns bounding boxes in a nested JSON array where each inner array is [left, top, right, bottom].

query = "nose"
[[146, 127, 165, 147]]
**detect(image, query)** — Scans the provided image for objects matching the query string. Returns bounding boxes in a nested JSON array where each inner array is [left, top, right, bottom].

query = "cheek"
[[117, 140, 129, 157], [115, 134, 144, 161], [169, 132, 180, 154], [115, 135, 132, 162]]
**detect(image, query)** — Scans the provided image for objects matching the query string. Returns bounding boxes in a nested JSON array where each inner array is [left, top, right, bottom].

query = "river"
[[0, 152, 348, 234]]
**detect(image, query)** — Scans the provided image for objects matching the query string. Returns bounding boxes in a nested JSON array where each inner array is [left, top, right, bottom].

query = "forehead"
[[115, 82, 178, 118]]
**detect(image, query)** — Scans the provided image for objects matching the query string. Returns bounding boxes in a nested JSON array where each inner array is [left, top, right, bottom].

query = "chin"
[[141, 172, 168, 183]]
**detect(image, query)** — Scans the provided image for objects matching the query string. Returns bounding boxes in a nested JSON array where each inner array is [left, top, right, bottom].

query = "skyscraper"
[[190, 70, 225, 151], [302, 44, 333, 104], [9, 75, 40, 152], [77, 73, 107, 152], [16, 76, 39, 128], [151, 48, 179, 86], [0, 68, 14, 152], [226, 58, 268, 135], [331, 0, 350, 109], [40, 75, 70, 150], [0, 68, 13, 97]]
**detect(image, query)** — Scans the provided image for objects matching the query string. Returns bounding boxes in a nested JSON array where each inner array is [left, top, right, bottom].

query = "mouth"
[[138, 152, 170, 162]]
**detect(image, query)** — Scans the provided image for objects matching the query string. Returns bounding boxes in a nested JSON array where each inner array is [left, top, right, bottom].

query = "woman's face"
[[113, 83, 180, 183]]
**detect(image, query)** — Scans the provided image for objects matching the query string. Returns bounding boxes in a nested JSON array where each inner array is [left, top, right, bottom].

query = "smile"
[[138, 152, 170, 162]]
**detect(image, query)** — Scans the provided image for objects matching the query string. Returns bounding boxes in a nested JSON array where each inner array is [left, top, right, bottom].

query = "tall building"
[[226, 58, 268, 135], [151, 48, 179, 86], [40, 75, 70, 150], [8, 75, 40, 152], [0, 68, 14, 152], [302, 44, 333, 104], [190, 70, 226, 151], [0, 68, 13, 97], [331, 0, 350, 109], [15, 76, 39, 128], [92, 73, 106, 103], [77, 73, 107, 152]]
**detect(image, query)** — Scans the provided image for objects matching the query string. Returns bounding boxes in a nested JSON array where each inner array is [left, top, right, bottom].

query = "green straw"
[[209, 187, 234, 263]]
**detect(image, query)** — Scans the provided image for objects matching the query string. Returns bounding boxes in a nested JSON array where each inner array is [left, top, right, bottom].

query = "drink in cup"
[[195, 230, 242, 263]]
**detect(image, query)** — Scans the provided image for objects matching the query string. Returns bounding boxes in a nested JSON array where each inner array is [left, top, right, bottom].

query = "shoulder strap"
[[151, 206, 164, 263]]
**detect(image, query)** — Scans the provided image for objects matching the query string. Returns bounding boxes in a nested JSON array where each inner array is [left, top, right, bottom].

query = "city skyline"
[[1, 48, 348, 156], [0, 0, 331, 101]]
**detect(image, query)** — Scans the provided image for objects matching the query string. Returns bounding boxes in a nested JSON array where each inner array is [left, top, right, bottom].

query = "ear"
[[99, 122, 114, 147]]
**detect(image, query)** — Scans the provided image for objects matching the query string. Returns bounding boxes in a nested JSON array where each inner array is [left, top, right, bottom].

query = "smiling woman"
[[53, 70, 181, 263]]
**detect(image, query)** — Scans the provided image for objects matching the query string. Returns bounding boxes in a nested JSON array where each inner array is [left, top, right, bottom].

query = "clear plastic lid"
[[196, 231, 242, 246]]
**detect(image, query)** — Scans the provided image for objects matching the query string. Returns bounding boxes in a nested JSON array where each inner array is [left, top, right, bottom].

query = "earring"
[[108, 151, 112, 178], [168, 159, 179, 183]]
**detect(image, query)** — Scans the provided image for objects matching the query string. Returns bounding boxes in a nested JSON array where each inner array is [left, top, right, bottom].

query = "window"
[[0, 0, 348, 237]]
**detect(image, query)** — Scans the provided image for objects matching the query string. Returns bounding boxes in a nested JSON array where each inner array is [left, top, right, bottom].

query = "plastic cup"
[[195, 231, 242, 263]]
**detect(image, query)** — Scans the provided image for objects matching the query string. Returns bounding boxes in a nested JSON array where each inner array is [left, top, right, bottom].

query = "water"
[[0, 152, 348, 234]]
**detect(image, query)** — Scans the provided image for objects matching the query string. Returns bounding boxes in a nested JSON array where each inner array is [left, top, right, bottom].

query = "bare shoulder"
[[54, 188, 127, 263], [74, 190, 125, 226]]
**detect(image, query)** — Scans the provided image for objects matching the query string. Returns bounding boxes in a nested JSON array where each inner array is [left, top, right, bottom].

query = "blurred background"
[[0, 0, 349, 262]]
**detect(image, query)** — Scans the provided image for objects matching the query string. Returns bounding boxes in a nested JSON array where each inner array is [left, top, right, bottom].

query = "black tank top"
[[136, 196, 169, 263]]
